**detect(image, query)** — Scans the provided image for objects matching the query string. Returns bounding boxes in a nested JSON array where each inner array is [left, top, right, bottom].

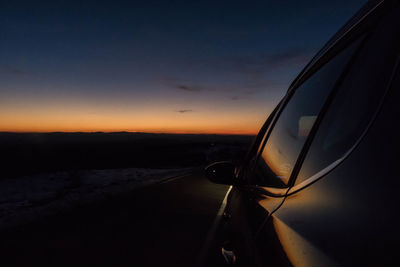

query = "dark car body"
[[206, 1, 400, 266]]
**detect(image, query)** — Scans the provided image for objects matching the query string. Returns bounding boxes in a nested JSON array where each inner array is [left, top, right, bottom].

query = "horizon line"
[[0, 130, 257, 136]]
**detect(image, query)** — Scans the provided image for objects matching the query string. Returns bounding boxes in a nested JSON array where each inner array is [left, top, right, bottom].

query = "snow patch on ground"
[[0, 168, 191, 229]]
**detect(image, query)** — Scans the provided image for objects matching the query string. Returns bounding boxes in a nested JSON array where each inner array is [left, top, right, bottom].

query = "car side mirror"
[[205, 161, 236, 185]]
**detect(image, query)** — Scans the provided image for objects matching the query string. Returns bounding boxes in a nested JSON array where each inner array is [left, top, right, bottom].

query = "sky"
[[0, 0, 366, 134]]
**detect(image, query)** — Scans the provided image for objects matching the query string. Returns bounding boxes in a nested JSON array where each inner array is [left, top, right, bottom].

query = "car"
[[205, 0, 400, 266]]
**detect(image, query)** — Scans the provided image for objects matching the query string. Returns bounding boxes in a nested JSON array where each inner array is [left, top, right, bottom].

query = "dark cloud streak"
[[176, 109, 193, 113], [0, 65, 27, 75], [162, 47, 313, 96], [176, 85, 202, 92], [227, 46, 314, 76], [160, 77, 203, 92]]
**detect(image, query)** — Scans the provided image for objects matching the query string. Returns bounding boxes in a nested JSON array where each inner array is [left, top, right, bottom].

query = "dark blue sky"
[[0, 0, 366, 133]]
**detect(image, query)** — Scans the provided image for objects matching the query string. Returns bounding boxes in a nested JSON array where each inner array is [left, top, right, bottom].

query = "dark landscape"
[[0, 170, 230, 267], [0, 132, 253, 266], [0, 132, 254, 179]]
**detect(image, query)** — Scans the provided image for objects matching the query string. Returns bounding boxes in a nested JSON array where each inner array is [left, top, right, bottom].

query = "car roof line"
[[287, 0, 385, 93]]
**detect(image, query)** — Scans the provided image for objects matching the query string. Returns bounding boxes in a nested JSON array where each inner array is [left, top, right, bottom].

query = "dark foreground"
[[0, 132, 253, 179], [0, 171, 229, 267]]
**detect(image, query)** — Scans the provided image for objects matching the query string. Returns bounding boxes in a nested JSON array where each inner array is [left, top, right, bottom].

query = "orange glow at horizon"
[[0, 105, 266, 135], [0, 91, 277, 135], [0, 123, 258, 135]]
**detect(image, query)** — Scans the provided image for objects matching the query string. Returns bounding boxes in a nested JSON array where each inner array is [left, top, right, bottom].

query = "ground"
[[0, 170, 229, 267]]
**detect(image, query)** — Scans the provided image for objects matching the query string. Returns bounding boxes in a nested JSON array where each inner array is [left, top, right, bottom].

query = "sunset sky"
[[0, 0, 365, 134]]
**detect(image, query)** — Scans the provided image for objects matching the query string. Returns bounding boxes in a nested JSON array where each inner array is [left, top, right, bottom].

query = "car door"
[[222, 31, 365, 266], [257, 4, 400, 267]]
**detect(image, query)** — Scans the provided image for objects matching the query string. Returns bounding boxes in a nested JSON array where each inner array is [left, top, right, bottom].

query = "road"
[[0, 170, 229, 267]]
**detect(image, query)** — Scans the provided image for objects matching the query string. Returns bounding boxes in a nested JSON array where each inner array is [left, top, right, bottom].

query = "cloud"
[[0, 65, 27, 75], [216, 47, 314, 95], [160, 77, 203, 92], [176, 85, 202, 92], [159, 47, 313, 97], [161, 75, 284, 97], [268, 47, 314, 67], [175, 109, 193, 113], [227, 47, 314, 77]]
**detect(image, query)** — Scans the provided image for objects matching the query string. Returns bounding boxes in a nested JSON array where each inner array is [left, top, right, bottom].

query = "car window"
[[252, 38, 362, 188], [295, 7, 400, 186]]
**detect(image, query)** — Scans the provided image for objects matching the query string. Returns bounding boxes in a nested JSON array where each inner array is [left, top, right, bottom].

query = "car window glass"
[[296, 9, 400, 185], [252, 39, 362, 188]]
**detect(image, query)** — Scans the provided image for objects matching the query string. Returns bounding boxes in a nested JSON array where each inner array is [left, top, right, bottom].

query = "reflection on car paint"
[[272, 216, 338, 267]]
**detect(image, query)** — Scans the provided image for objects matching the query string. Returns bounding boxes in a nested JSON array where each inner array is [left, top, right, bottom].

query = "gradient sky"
[[0, 0, 366, 134]]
